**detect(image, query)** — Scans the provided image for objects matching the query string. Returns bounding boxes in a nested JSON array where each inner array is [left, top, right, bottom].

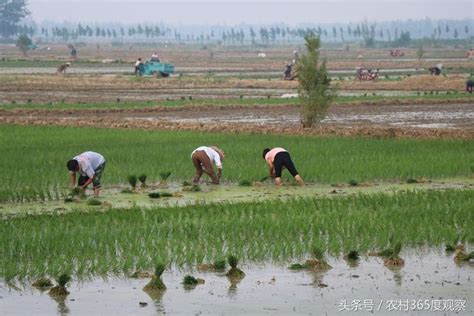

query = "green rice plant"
[[1, 190, 473, 281], [226, 255, 245, 279], [238, 180, 252, 186], [148, 192, 173, 199], [213, 259, 226, 271], [288, 263, 306, 270], [348, 179, 359, 186], [32, 278, 53, 289], [49, 273, 71, 297], [182, 181, 191, 186], [127, 175, 138, 190], [346, 250, 360, 261], [143, 263, 166, 291], [182, 275, 204, 286], [159, 171, 172, 182], [406, 178, 418, 184], [138, 174, 147, 188], [87, 198, 101, 206]]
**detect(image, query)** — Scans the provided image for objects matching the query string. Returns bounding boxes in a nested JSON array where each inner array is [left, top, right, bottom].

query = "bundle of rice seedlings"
[[226, 255, 245, 279], [49, 274, 71, 297], [143, 263, 167, 292], [138, 174, 147, 188]]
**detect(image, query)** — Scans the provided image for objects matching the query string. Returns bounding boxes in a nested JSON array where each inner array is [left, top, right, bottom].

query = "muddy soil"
[[1, 249, 472, 315], [1, 103, 473, 139]]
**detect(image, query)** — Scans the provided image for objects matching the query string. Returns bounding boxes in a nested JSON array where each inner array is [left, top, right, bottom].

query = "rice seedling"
[[1, 190, 472, 281], [159, 171, 172, 182], [197, 259, 226, 272], [226, 255, 245, 280], [238, 180, 252, 186], [49, 273, 71, 297], [182, 181, 191, 186], [345, 250, 360, 261], [148, 192, 173, 199], [288, 263, 306, 270], [127, 175, 138, 190], [138, 174, 147, 188], [406, 178, 418, 184], [143, 263, 167, 291], [32, 278, 53, 290], [453, 249, 474, 262], [305, 247, 332, 271], [182, 275, 205, 286], [383, 242, 405, 267], [348, 179, 359, 187], [1, 125, 473, 203], [86, 198, 102, 206]]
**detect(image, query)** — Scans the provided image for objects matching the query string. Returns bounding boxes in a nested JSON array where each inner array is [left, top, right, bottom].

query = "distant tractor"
[[137, 60, 175, 77], [355, 67, 379, 81], [389, 49, 405, 57]]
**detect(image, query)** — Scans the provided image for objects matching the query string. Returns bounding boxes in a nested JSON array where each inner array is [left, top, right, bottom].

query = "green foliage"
[[297, 33, 335, 127], [346, 250, 360, 261], [183, 275, 199, 285], [311, 247, 325, 260], [56, 273, 71, 287], [0, 0, 30, 39], [288, 263, 306, 270], [228, 255, 238, 269], [16, 34, 32, 56], [154, 263, 166, 277], [1, 190, 473, 280], [148, 191, 173, 199], [32, 278, 53, 288], [348, 179, 359, 187], [127, 175, 137, 189], [213, 259, 226, 271], [406, 178, 418, 184], [416, 45, 425, 60], [86, 198, 101, 206], [238, 180, 252, 186], [1, 125, 473, 203], [159, 171, 172, 181], [138, 174, 147, 187]]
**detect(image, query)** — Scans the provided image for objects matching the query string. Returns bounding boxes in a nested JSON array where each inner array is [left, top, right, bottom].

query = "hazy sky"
[[28, 0, 473, 24]]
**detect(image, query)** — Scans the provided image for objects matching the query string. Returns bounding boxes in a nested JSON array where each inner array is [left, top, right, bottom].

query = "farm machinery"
[[355, 67, 379, 81], [137, 60, 175, 77]]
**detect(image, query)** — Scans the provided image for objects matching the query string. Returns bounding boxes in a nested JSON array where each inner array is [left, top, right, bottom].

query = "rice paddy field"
[[1, 43, 474, 315]]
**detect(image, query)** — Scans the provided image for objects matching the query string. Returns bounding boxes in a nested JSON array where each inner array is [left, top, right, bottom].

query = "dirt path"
[[1, 103, 474, 139]]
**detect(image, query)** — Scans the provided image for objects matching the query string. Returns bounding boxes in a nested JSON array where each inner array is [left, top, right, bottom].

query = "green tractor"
[[137, 59, 175, 77]]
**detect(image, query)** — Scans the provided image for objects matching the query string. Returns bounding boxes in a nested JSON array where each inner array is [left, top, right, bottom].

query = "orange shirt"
[[265, 147, 287, 164]]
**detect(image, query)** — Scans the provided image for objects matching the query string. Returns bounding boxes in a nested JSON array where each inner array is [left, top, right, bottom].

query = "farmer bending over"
[[57, 62, 70, 74], [263, 147, 304, 186], [67, 151, 106, 197], [191, 146, 225, 184], [466, 79, 474, 94]]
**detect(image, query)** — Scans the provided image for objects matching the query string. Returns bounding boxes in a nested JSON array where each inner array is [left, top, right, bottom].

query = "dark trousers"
[[274, 152, 298, 178]]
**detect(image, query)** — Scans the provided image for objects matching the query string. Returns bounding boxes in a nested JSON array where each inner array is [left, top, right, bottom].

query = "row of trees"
[[11, 22, 472, 46]]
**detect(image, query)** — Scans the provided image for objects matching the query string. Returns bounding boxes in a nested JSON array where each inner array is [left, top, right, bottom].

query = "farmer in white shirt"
[[67, 151, 106, 197], [191, 146, 225, 184]]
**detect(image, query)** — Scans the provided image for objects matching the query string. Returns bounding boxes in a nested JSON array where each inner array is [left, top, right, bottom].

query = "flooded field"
[[1, 249, 472, 315]]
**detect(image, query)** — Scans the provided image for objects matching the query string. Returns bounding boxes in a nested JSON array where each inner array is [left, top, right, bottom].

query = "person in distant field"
[[262, 147, 304, 186], [191, 146, 225, 184], [134, 58, 143, 75], [467, 79, 474, 94], [150, 51, 160, 62], [467, 48, 473, 60], [57, 62, 70, 74], [67, 151, 106, 197]]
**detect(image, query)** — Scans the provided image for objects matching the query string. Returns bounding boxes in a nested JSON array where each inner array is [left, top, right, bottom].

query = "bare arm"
[[80, 176, 95, 189], [69, 173, 76, 188], [267, 163, 275, 178], [217, 168, 222, 180]]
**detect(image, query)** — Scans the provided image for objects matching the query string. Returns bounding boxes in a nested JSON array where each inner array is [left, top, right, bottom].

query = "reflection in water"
[[143, 288, 166, 313], [49, 294, 70, 315], [386, 265, 403, 286], [227, 274, 245, 298]]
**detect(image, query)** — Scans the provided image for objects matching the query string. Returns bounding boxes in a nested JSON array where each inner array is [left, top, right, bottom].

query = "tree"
[[0, 0, 30, 40], [297, 33, 335, 128], [416, 45, 425, 61], [16, 34, 32, 56]]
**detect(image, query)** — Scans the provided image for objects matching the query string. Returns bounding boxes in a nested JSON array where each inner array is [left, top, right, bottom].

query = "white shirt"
[[135, 60, 141, 66], [72, 151, 105, 178], [192, 146, 222, 169]]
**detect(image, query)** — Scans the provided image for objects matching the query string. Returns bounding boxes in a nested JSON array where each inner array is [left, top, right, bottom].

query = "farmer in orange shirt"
[[262, 147, 304, 186]]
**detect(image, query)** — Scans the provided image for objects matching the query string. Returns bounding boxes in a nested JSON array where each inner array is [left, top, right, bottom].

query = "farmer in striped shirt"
[[263, 147, 304, 186]]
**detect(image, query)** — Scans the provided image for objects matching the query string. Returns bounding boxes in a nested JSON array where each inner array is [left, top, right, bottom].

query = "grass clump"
[[128, 175, 138, 190], [213, 259, 227, 271], [406, 178, 418, 184], [159, 171, 172, 182], [182, 275, 205, 286], [454, 250, 474, 262], [138, 174, 147, 188], [86, 198, 101, 206], [288, 263, 307, 270], [348, 179, 359, 187], [148, 191, 173, 199], [345, 250, 360, 261], [382, 242, 405, 267], [305, 246, 332, 271], [32, 278, 53, 290], [143, 263, 167, 292], [49, 273, 71, 297], [238, 180, 252, 186], [226, 255, 245, 280]]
